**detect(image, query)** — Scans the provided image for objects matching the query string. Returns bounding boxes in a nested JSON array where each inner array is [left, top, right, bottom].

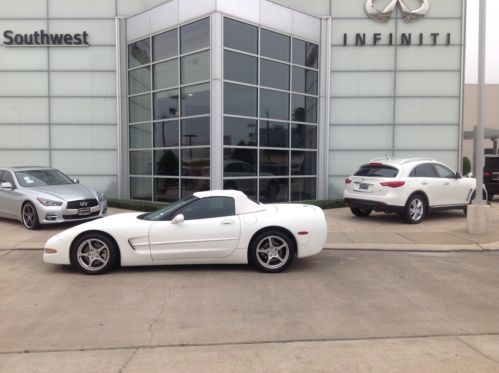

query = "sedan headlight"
[[98, 193, 106, 202], [36, 197, 63, 207]]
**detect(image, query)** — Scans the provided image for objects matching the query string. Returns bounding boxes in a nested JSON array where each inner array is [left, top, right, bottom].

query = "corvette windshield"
[[140, 196, 197, 221], [15, 169, 74, 187]]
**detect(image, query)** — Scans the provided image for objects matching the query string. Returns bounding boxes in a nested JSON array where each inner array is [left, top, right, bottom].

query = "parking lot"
[[1, 205, 499, 372]]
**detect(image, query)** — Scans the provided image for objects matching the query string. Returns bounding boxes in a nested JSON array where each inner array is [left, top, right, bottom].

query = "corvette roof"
[[193, 190, 266, 215]]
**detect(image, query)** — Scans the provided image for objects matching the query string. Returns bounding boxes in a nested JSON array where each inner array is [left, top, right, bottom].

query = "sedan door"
[[0, 171, 22, 219], [148, 196, 241, 261], [433, 164, 469, 205]]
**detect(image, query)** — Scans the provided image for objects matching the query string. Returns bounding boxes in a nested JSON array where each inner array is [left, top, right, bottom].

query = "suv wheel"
[[403, 194, 426, 224], [350, 207, 372, 218]]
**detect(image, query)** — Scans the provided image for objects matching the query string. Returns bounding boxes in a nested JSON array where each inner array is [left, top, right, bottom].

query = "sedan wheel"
[[22, 202, 40, 230], [403, 194, 426, 224], [71, 233, 118, 275], [250, 231, 295, 273]]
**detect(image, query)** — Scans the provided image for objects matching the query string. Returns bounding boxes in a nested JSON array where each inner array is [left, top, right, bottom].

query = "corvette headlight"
[[99, 193, 106, 202], [36, 197, 63, 207]]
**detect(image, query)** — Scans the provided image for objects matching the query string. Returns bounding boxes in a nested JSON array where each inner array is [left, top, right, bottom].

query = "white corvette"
[[43, 190, 327, 274]]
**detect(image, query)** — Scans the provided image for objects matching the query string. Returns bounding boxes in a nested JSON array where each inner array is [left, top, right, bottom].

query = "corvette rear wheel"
[[350, 207, 372, 217], [250, 231, 295, 273], [71, 233, 118, 275]]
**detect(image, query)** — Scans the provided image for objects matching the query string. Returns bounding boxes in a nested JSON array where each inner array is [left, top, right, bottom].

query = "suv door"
[[433, 163, 467, 205], [408, 163, 441, 207]]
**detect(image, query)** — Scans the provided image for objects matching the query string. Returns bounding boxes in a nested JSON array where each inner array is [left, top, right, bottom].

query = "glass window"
[[154, 178, 179, 202], [260, 29, 290, 62], [224, 50, 257, 84], [129, 66, 150, 95], [178, 197, 235, 220], [409, 164, 437, 178], [154, 121, 179, 147], [181, 148, 210, 177], [182, 117, 210, 146], [180, 18, 209, 54], [130, 123, 151, 149], [223, 179, 257, 201], [153, 59, 177, 90], [291, 178, 316, 201], [181, 178, 210, 198], [291, 151, 316, 175], [224, 148, 257, 177], [434, 164, 455, 178], [223, 18, 257, 54], [130, 177, 152, 201], [181, 83, 209, 116], [291, 124, 317, 149], [153, 29, 178, 61], [292, 94, 317, 123], [154, 89, 178, 120], [260, 149, 289, 176], [130, 150, 152, 175], [292, 67, 318, 95], [223, 117, 257, 146], [129, 94, 151, 123], [260, 121, 289, 148], [355, 165, 399, 178], [224, 83, 257, 117], [128, 38, 150, 68], [181, 51, 209, 84], [292, 39, 318, 68], [154, 149, 179, 176], [260, 89, 289, 121], [260, 178, 288, 203], [260, 59, 289, 91]]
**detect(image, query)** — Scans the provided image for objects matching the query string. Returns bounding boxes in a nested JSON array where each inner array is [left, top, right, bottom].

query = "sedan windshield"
[[139, 196, 197, 221], [15, 169, 74, 187]]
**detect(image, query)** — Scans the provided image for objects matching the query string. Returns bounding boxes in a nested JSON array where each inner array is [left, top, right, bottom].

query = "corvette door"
[[149, 196, 241, 261]]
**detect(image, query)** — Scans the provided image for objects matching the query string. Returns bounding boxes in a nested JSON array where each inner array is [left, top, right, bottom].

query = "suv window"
[[354, 165, 398, 178], [177, 197, 235, 220], [410, 164, 437, 178], [433, 164, 455, 178]]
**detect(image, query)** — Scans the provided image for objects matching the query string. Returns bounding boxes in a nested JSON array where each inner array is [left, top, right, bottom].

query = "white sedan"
[[43, 190, 327, 274]]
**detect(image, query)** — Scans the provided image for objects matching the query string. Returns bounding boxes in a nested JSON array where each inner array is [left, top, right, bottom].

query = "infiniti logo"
[[80, 201, 88, 207], [365, 0, 429, 23]]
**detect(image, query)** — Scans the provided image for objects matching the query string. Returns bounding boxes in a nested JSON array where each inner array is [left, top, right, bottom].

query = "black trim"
[[343, 198, 404, 214], [62, 211, 100, 220]]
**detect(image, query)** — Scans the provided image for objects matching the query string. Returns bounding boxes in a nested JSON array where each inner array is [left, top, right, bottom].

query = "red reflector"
[[380, 181, 405, 188], [345, 178, 352, 184], [298, 231, 309, 235], [484, 172, 491, 177]]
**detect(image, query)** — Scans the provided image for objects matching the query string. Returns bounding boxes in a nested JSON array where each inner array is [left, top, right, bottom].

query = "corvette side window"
[[411, 164, 437, 178], [177, 197, 235, 220], [433, 164, 455, 179]]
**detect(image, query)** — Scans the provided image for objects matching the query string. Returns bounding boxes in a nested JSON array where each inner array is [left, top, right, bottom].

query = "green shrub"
[[463, 156, 471, 175]]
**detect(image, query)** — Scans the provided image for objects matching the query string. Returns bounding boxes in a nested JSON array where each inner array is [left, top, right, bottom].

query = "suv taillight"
[[380, 181, 405, 188], [484, 171, 491, 177], [345, 178, 352, 184]]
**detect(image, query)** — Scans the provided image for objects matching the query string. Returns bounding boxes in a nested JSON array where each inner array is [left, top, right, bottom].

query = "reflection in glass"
[[181, 51, 209, 84], [260, 29, 290, 62], [224, 83, 257, 117], [182, 117, 210, 146], [260, 59, 289, 91], [260, 121, 289, 148], [181, 178, 210, 198], [291, 151, 316, 175], [129, 94, 151, 123], [292, 124, 317, 149], [130, 177, 152, 201], [260, 149, 289, 176], [154, 149, 179, 175], [223, 18, 258, 54], [224, 148, 257, 176], [223, 117, 257, 146], [223, 179, 257, 201], [129, 66, 150, 95], [153, 29, 178, 61], [260, 89, 289, 121], [154, 121, 179, 147], [292, 67, 318, 95], [259, 178, 288, 203], [130, 150, 152, 175], [153, 59, 177, 90], [180, 18, 209, 54], [154, 178, 179, 202], [224, 51, 257, 84], [291, 178, 316, 201], [154, 89, 178, 120], [181, 83, 209, 116], [292, 39, 318, 68], [181, 148, 210, 177], [130, 123, 151, 149], [292, 95, 317, 123], [128, 39, 150, 68]]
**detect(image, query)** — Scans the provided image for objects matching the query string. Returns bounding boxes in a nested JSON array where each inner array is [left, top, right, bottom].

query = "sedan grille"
[[67, 199, 99, 209], [63, 211, 100, 220]]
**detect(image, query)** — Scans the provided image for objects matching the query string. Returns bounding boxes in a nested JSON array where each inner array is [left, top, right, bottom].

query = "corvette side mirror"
[[455, 172, 462, 179], [73, 178, 80, 184], [171, 214, 184, 224]]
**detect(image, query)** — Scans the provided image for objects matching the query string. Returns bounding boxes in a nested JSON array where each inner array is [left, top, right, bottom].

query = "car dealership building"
[[0, 0, 465, 202]]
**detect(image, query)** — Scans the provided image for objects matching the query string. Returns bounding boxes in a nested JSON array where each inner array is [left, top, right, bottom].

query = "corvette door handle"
[[421, 182, 428, 186], [221, 220, 235, 225]]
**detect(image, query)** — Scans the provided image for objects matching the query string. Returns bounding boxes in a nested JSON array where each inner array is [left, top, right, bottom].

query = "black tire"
[[350, 207, 372, 217], [22, 202, 40, 230], [403, 194, 426, 224], [249, 230, 295, 273], [70, 233, 119, 275]]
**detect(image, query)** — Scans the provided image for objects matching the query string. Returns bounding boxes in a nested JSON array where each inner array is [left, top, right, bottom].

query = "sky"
[[466, 0, 499, 84]]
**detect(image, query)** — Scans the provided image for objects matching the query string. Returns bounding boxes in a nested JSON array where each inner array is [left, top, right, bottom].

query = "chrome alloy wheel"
[[255, 236, 290, 270], [409, 198, 424, 222], [76, 239, 110, 271], [22, 204, 36, 229]]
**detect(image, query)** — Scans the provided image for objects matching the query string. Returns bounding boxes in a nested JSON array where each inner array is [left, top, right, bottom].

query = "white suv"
[[343, 158, 481, 224]]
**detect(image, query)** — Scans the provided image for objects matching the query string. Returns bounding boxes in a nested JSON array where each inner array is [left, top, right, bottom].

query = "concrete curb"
[[324, 242, 499, 251]]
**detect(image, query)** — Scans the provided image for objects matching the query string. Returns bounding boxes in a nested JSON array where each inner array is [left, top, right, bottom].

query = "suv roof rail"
[[400, 158, 434, 164]]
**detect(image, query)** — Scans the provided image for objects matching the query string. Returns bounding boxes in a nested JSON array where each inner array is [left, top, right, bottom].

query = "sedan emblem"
[[365, 0, 429, 23], [80, 201, 88, 207]]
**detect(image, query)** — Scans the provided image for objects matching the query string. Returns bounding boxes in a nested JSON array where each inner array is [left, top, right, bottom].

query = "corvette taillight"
[[380, 181, 405, 188], [345, 178, 352, 184]]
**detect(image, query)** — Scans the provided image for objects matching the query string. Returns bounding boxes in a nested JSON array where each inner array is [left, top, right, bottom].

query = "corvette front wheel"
[[70, 233, 118, 275], [250, 230, 295, 273]]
